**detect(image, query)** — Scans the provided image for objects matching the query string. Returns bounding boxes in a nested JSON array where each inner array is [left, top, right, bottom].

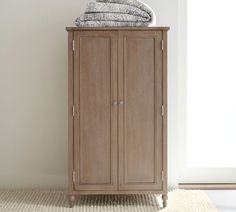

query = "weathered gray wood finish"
[[73, 31, 118, 192], [66, 27, 169, 208], [118, 31, 163, 191]]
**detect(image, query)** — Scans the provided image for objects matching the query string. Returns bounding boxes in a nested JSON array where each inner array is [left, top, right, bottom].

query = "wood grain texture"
[[73, 31, 118, 191], [162, 30, 168, 198], [68, 31, 74, 194], [66, 27, 170, 31], [124, 36, 156, 184], [118, 31, 163, 190], [69, 190, 166, 195], [67, 28, 169, 201]]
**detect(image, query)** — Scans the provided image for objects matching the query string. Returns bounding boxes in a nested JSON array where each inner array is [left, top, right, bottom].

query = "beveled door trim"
[[73, 31, 118, 191], [118, 30, 163, 190]]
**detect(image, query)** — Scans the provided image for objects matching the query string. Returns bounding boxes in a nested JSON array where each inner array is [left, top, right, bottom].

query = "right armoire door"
[[118, 31, 164, 190]]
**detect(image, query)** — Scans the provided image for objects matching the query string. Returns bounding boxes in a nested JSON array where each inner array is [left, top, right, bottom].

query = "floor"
[[206, 190, 236, 212], [0, 189, 217, 212]]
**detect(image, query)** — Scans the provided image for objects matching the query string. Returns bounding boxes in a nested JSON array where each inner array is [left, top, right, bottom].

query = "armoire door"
[[73, 31, 118, 191], [118, 31, 163, 190]]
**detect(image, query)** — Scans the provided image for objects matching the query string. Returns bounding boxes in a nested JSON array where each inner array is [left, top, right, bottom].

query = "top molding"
[[66, 27, 170, 31]]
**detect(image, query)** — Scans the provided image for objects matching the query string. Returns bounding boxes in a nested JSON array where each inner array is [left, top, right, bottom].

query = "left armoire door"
[[73, 31, 118, 191]]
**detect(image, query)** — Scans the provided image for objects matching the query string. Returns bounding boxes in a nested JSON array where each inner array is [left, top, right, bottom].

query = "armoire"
[[66, 27, 169, 208]]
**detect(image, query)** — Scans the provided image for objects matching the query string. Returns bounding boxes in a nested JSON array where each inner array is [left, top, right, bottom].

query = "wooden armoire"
[[66, 27, 169, 208]]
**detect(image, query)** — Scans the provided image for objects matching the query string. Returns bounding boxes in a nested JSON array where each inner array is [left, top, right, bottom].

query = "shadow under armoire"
[[66, 27, 169, 208]]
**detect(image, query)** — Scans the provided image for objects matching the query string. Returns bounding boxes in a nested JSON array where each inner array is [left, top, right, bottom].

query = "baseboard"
[[178, 183, 236, 190]]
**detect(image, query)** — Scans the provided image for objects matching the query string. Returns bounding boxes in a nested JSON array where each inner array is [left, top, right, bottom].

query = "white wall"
[[0, 0, 179, 188]]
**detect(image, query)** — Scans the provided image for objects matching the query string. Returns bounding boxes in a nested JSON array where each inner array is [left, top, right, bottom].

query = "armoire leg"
[[69, 195, 76, 208], [162, 193, 168, 208]]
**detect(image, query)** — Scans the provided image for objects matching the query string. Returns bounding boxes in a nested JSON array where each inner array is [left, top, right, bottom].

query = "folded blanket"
[[97, 0, 155, 22], [82, 13, 149, 22], [75, 0, 156, 27], [75, 20, 149, 27]]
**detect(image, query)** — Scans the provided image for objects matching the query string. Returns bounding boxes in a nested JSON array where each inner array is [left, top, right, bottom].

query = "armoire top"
[[66, 27, 170, 31]]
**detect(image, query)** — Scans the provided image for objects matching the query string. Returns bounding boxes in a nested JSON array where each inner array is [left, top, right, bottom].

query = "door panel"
[[118, 31, 163, 190], [74, 31, 118, 190]]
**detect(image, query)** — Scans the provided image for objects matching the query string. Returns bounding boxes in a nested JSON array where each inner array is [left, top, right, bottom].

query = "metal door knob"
[[113, 101, 118, 106], [119, 101, 124, 105]]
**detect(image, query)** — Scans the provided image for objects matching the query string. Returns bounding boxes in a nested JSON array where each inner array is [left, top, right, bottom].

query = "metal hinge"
[[72, 40, 75, 51], [72, 105, 75, 117], [161, 40, 164, 51], [161, 171, 164, 181], [72, 171, 76, 183], [161, 105, 164, 116]]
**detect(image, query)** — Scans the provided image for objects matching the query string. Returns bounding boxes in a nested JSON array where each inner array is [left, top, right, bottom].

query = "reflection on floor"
[[206, 190, 236, 212]]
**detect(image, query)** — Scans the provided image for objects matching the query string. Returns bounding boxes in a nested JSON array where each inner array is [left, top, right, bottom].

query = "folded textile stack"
[[75, 0, 156, 27]]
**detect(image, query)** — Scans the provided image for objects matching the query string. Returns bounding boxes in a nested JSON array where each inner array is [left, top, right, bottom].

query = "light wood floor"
[[206, 190, 236, 212]]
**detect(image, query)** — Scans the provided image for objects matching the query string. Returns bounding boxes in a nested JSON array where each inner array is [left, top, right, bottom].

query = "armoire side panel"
[[73, 31, 118, 191], [118, 31, 163, 190]]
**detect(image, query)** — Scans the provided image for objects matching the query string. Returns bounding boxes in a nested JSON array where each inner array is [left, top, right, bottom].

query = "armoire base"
[[68, 191, 168, 208]]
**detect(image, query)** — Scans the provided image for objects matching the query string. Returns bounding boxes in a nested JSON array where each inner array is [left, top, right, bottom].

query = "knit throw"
[[75, 0, 156, 27]]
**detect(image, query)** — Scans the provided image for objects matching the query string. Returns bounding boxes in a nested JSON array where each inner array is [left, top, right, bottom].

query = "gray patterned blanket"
[[75, 0, 155, 27]]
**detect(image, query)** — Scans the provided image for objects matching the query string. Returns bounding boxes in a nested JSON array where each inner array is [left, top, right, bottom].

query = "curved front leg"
[[162, 193, 168, 208], [69, 195, 76, 208]]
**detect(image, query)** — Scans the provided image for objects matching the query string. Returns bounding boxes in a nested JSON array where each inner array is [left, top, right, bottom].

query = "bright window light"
[[187, 0, 236, 167]]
